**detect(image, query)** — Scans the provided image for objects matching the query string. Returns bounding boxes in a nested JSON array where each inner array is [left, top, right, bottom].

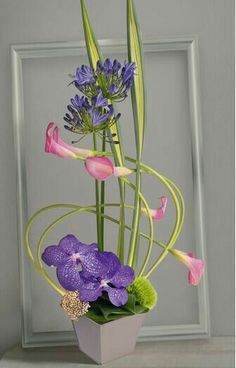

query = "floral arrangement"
[[25, 0, 205, 324]]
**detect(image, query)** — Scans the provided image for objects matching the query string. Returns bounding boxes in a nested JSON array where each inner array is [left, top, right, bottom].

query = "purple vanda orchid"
[[79, 251, 135, 307], [84, 156, 133, 181], [45, 123, 93, 159], [42, 234, 98, 291], [141, 196, 167, 221], [42, 235, 135, 307], [170, 249, 205, 286]]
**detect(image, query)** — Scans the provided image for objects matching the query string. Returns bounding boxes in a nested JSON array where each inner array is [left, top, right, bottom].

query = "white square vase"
[[73, 313, 145, 364]]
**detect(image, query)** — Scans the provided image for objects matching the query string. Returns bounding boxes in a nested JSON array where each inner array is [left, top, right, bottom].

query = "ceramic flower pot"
[[73, 313, 145, 364]]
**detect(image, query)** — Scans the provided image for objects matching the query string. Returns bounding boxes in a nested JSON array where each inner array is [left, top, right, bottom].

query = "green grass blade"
[[127, 0, 146, 156], [80, 0, 124, 165], [80, 0, 125, 260], [127, 0, 146, 268]]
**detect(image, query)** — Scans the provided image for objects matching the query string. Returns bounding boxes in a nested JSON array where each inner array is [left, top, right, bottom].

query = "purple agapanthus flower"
[[95, 58, 136, 102], [70, 59, 135, 102], [92, 91, 109, 108], [79, 251, 135, 307], [73, 65, 96, 86], [70, 95, 90, 110], [63, 91, 119, 135], [42, 235, 98, 291], [121, 61, 136, 84], [89, 105, 114, 126]]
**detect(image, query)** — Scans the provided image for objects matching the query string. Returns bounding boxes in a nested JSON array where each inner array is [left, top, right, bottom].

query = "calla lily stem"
[[25, 159, 184, 295], [93, 133, 103, 251]]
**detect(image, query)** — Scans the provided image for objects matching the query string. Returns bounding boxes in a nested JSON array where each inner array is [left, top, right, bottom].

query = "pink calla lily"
[[141, 196, 167, 220], [45, 123, 93, 159], [84, 156, 132, 181], [170, 249, 205, 286]]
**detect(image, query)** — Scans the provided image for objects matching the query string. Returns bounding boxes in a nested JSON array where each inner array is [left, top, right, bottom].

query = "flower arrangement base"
[[73, 313, 145, 364]]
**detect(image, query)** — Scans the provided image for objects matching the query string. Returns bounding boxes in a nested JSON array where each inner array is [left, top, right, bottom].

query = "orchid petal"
[[58, 235, 98, 260], [56, 261, 82, 291], [79, 281, 102, 302], [109, 265, 135, 288], [82, 251, 109, 278], [45, 123, 93, 159], [105, 287, 128, 307], [141, 196, 167, 221], [42, 245, 68, 267], [171, 249, 205, 286], [58, 234, 80, 255], [100, 252, 121, 279]]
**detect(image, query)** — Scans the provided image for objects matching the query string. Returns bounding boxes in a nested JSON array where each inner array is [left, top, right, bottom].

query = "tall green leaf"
[[127, 0, 146, 157], [127, 0, 146, 268], [80, 0, 126, 261], [80, 0, 124, 166]]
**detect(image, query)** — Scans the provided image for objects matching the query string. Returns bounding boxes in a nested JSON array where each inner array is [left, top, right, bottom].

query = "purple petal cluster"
[[73, 65, 96, 86], [72, 58, 136, 102], [63, 58, 135, 138], [42, 235, 135, 307], [64, 92, 120, 134], [96, 59, 136, 101]]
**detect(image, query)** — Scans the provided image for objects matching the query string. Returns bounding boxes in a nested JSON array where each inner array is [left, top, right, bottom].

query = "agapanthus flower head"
[[70, 59, 136, 102], [95, 59, 136, 102], [63, 92, 120, 139]]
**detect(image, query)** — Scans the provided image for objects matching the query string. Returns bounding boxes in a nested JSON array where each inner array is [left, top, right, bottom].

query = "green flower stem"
[[106, 129, 126, 264], [25, 187, 152, 295], [143, 175, 185, 279], [164, 175, 185, 242], [80, 0, 126, 262], [36, 208, 86, 269], [121, 177, 154, 275], [24, 204, 72, 296], [93, 133, 102, 251], [124, 157, 183, 276], [127, 162, 141, 269], [127, 0, 146, 271], [85, 152, 184, 274], [25, 184, 181, 296], [100, 131, 106, 248], [117, 181, 125, 263], [33, 186, 152, 276], [25, 156, 184, 294], [25, 203, 128, 296]]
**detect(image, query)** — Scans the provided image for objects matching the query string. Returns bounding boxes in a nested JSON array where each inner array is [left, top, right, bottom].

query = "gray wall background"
[[0, 0, 234, 356]]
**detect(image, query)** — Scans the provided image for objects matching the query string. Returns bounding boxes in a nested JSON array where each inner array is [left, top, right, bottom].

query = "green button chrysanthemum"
[[127, 277, 158, 310]]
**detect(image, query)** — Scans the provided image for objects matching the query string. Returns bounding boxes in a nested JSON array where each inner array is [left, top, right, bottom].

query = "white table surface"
[[0, 337, 234, 368]]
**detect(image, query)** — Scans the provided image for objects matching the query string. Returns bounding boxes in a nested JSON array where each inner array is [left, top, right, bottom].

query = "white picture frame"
[[11, 36, 210, 347]]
